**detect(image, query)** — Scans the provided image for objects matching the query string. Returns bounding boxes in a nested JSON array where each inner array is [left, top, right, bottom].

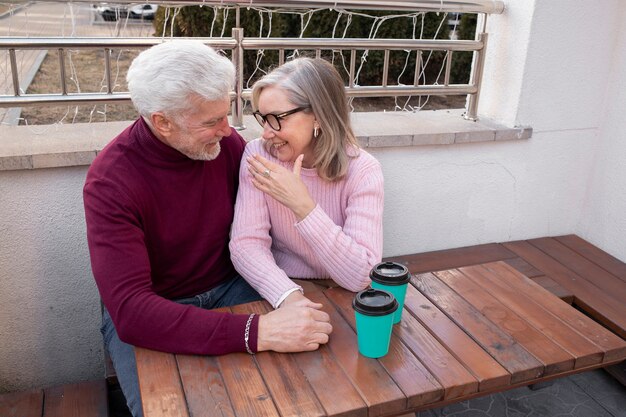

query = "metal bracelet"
[[244, 313, 255, 355]]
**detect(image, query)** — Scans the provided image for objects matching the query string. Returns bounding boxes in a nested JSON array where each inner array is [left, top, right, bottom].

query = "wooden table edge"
[[381, 358, 626, 417]]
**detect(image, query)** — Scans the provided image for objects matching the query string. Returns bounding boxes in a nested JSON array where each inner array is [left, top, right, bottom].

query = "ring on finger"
[[263, 168, 271, 178]]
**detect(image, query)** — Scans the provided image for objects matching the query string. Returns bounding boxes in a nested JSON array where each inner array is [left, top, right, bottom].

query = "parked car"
[[95, 4, 158, 21]]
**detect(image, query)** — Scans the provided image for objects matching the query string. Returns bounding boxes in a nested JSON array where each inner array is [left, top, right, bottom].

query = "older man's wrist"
[[244, 313, 255, 354]]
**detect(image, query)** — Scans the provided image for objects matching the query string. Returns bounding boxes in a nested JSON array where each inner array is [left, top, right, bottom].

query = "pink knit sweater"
[[230, 138, 384, 307]]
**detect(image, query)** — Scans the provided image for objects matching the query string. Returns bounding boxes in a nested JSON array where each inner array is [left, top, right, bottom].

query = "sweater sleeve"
[[295, 156, 384, 292], [229, 145, 302, 307], [84, 177, 258, 355]]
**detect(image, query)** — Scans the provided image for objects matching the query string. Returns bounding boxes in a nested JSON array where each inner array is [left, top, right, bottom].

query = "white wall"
[[579, 3, 626, 261], [375, 129, 597, 256], [0, 167, 102, 392], [2, 0, 626, 392], [379, 0, 624, 257]]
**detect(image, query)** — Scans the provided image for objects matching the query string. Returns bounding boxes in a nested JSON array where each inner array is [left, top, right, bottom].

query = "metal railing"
[[0, 0, 504, 125]]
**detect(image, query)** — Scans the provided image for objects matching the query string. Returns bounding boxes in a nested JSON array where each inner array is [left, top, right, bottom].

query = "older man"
[[83, 40, 332, 417]]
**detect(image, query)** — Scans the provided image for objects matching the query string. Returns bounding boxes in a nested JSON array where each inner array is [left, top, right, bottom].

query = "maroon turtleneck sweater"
[[84, 117, 259, 354]]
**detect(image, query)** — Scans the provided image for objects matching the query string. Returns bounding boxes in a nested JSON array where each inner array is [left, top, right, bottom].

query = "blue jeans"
[[101, 274, 262, 417]]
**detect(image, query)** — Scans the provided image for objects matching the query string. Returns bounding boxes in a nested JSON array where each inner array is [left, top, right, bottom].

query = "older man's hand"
[[257, 298, 332, 352]]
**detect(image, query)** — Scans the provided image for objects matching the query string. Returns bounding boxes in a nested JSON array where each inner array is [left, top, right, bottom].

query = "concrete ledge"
[[0, 109, 532, 171]]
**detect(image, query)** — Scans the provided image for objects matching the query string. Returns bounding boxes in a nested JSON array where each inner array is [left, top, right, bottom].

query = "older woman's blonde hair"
[[251, 57, 359, 181]]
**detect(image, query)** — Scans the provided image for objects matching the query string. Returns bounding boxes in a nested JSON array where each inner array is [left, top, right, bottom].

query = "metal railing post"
[[231, 27, 245, 130], [349, 49, 356, 87], [9, 49, 20, 96], [58, 48, 68, 95], [104, 48, 113, 94], [465, 12, 488, 121], [465, 32, 488, 121]]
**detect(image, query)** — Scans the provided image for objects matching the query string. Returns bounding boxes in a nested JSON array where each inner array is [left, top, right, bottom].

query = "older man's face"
[[166, 95, 232, 161]]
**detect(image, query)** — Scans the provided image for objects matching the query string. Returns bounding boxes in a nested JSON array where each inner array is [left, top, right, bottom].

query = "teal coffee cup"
[[352, 288, 398, 358], [370, 262, 411, 324]]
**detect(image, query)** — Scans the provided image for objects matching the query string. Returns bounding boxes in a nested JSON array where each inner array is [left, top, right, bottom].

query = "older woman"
[[230, 57, 384, 308]]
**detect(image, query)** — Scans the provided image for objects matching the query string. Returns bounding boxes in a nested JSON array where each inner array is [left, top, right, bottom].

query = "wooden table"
[[135, 261, 626, 417]]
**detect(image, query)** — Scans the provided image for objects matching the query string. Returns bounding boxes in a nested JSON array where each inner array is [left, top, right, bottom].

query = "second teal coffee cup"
[[370, 261, 411, 324], [353, 288, 398, 358]]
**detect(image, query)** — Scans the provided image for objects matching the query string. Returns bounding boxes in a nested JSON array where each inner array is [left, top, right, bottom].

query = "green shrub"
[[153, 7, 454, 86]]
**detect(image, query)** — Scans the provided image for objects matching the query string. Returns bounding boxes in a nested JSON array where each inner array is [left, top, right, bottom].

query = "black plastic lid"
[[352, 288, 398, 316], [370, 262, 411, 286]]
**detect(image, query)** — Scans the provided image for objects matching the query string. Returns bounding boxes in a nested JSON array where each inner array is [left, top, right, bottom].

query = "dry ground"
[[20, 48, 465, 125], [20, 49, 139, 125]]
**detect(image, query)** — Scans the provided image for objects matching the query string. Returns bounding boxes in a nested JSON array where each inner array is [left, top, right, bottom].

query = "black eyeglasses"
[[252, 107, 308, 131]]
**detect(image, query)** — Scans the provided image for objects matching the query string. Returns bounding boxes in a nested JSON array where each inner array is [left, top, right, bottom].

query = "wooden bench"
[[0, 379, 108, 417], [385, 234, 626, 384]]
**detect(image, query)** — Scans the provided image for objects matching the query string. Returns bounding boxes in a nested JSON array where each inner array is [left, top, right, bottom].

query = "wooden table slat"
[[323, 288, 445, 408], [530, 275, 574, 304], [231, 302, 327, 417], [503, 257, 545, 278], [43, 380, 108, 417], [482, 262, 626, 363], [384, 243, 516, 274], [135, 348, 190, 417], [213, 303, 280, 417], [0, 388, 43, 417], [412, 273, 544, 384], [503, 240, 626, 338], [555, 234, 626, 283], [217, 352, 280, 417], [459, 264, 605, 368], [528, 237, 626, 301], [402, 284, 511, 392], [288, 346, 368, 417], [173, 303, 237, 417], [305, 291, 407, 417], [435, 268, 576, 375], [396, 308, 480, 400], [176, 355, 236, 417], [242, 295, 368, 417]]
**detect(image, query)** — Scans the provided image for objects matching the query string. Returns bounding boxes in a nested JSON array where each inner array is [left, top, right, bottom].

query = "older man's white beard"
[[181, 142, 221, 161], [199, 142, 221, 161]]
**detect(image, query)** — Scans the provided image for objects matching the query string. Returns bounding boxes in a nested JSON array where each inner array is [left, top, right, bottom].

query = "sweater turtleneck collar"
[[133, 117, 195, 164]]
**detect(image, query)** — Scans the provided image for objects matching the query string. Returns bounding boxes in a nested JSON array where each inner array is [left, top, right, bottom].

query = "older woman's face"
[[166, 95, 232, 161], [257, 86, 317, 167]]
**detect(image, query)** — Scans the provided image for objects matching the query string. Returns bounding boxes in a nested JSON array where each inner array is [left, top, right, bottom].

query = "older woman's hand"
[[247, 153, 316, 221], [279, 290, 311, 308]]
